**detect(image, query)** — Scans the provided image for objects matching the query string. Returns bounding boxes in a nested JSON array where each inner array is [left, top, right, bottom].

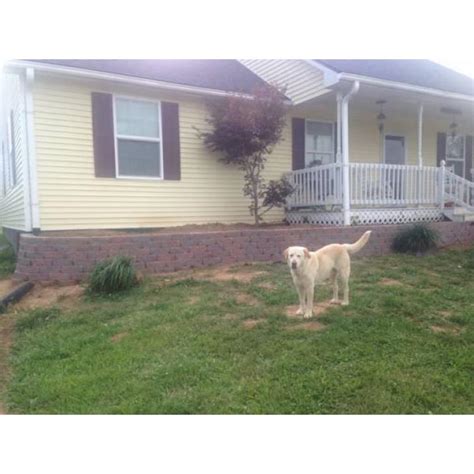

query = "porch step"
[[443, 207, 474, 222]]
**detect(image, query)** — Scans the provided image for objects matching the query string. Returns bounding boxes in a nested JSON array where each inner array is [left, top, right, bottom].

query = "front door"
[[384, 135, 405, 200], [445, 135, 465, 179]]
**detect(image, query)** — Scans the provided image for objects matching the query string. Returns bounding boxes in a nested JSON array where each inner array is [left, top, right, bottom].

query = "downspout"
[[336, 93, 342, 163], [341, 81, 359, 226], [24, 68, 40, 233]]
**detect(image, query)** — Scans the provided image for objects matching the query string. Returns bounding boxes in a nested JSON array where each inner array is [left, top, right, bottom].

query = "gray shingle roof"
[[29, 59, 267, 94], [315, 60, 474, 96]]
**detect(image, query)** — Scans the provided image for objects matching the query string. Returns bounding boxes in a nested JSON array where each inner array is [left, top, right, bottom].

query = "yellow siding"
[[240, 60, 328, 104], [34, 75, 291, 231], [0, 73, 27, 230], [33, 73, 474, 232]]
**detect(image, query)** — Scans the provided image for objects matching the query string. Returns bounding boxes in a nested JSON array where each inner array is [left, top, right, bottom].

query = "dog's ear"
[[283, 248, 289, 260], [303, 248, 311, 258]]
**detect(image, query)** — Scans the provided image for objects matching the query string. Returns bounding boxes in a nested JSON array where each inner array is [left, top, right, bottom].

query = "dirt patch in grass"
[[430, 324, 462, 335], [286, 321, 326, 332], [285, 301, 334, 319], [379, 278, 404, 287], [242, 319, 262, 329], [201, 267, 268, 283], [156, 265, 270, 286], [0, 279, 18, 296], [12, 284, 84, 311], [235, 292, 259, 305], [111, 331, 129, 343], [257, 282, 276, 290], [187, 295, 200, 305]]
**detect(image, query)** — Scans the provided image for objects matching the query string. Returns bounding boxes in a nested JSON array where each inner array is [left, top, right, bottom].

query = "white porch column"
[[417, 103, 424, 166], [341, 82, 360, 226], [336, 93, 342, 163], [417, 103, 424, 205]]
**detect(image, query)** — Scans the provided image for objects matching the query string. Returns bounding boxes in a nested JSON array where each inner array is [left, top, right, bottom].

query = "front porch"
[[286, 161, 474, 225], [285, 80, 474, 226]]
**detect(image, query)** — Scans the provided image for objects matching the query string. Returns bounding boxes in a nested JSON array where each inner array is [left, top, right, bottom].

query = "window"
[[445, 135, 465, 178], [114, 97, 162, 178], [305, 120, 334, 167], [7, 111, 17, 187]]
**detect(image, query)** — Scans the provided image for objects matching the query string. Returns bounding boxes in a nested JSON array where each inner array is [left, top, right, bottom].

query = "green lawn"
[[3, 246, 474, 414]]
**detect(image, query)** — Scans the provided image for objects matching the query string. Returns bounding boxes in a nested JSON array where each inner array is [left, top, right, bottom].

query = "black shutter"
[[161, 102, 181, 180], [436, 132, 447, 167], [292, 118, 305, 170], [91, 93, 116, 178], [466, 135, 473, 181]]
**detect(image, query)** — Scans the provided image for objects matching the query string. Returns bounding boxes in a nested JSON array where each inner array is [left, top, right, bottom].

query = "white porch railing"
[[286, 163, 343, 207], [444, 168, 474, 210], [286, 162, 444, 209], [349, 163, 440, 207]]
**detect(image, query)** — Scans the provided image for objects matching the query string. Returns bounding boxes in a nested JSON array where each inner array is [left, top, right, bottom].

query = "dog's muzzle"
[[291, 262, 297, 270]]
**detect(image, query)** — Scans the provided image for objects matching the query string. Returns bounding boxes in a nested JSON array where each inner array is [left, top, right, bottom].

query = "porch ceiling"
[[293, 81, 474, 127]]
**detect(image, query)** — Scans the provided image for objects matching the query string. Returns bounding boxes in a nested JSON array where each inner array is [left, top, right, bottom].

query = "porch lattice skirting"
[[286, 208, 444, 226]]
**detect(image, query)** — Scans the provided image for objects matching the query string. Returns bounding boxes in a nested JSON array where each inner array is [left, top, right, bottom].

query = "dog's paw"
[[341, 301, 349, 306], [296, 307, 304, 315], [303, 313, 313, 319], [330, 298, 340, 305]]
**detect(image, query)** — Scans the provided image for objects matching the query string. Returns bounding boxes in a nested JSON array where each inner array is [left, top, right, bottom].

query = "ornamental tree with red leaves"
[[200, 85, 293, 225]]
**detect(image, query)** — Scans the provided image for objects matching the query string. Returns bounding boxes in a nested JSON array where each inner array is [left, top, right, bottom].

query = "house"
[[1, 59, 473, 247]]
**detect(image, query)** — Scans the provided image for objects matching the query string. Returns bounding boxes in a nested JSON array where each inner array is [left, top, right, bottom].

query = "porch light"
[[376, 100, 386, 133], [449, 116, 458, 139], [441, 107, 462, 139]]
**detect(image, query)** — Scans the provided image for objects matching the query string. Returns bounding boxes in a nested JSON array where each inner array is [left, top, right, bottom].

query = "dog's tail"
[[343, 231, 372, 255]]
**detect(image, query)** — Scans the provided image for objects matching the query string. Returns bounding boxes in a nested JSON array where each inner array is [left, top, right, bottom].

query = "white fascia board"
[[305, 60, 341, 87], [305, 61, 474, 103], [340, 72, 474, 103]]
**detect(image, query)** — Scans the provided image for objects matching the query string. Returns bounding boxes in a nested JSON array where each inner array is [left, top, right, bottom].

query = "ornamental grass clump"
[[391, 223, 439, 255], [88, 256, 138, 295]]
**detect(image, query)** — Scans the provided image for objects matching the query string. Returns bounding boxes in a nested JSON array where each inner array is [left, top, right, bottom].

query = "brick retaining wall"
[[15, 222, 474, 283]]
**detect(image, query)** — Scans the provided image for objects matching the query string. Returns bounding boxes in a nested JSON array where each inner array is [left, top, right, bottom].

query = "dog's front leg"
[[295, 283, 305, 315], [303, 280, 314, 319]]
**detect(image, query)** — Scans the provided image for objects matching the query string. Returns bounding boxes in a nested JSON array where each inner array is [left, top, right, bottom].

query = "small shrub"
[[392, 223, 439, 254], [0, 244, 16, 278], [88, 256, 138, 295]]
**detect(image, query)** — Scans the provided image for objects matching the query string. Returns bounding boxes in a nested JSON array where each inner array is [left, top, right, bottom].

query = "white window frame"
[[112, 94, 164, 180], [304, 119, 335, 167], [445, 134, 465, 178]]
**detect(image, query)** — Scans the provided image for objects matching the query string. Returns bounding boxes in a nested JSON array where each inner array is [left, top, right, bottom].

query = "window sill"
[[115, 175, 164, 182]]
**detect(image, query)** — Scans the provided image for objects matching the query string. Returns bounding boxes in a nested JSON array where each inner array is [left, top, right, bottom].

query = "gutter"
[[6, 60, 257, 100], [309, 61, 474, 103], [340, 73, 474, 102]]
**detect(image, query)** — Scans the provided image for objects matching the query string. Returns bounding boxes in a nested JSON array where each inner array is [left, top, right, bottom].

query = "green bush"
[[392, 223, 439, 254], [88, 256, 138, 295]]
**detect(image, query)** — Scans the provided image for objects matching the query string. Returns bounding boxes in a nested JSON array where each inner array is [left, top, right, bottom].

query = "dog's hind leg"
[[340, 265, 351, 306], [330, 269, 339, 304]]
